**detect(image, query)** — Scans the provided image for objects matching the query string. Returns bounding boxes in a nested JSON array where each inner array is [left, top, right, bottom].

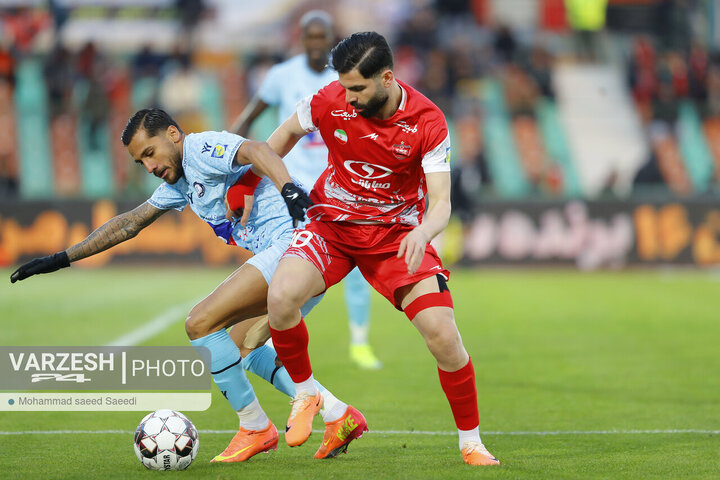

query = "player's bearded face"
[[161, 146, 183, 185], [128, 128, 184, 185], [351, 80, 389, 118]]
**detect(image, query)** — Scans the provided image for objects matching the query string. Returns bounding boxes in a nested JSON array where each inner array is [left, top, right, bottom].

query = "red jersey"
[[296, 79, 451, 226]]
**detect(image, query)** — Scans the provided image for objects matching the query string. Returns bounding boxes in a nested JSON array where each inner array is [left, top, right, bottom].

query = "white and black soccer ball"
[[134, 409, 199, 471]]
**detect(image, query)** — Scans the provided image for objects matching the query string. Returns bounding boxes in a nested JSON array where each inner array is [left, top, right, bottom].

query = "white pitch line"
[[0, 429, 718, 436], [105, 299, 202, 347]]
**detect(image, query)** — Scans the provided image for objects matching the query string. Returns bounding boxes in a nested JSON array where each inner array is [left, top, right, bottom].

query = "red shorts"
[[283, 221, 450, 309]]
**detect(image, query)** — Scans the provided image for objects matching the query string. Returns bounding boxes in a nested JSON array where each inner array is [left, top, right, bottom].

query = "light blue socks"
[[344, 267, 371, 344], [242, 344, 295, 397], [190, 329, 256, 410], [243, 344, 330, 398]]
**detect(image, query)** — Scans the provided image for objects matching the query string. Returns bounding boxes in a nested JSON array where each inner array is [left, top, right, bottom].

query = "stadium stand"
[[14, 58, 53, 198], [2, 0, 720, 203]]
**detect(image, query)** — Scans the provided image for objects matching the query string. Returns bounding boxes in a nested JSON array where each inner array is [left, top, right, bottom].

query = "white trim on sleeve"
[[226, 135, 246, 173], [296, 95, 318, 132], [421, 134, 451, 173]]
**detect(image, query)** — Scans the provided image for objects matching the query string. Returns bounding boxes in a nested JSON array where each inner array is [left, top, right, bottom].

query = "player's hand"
[[225, 194, 254, 226], [10, 251, 70, 283], [281, 182, 313, 227], [397, 228, 429, 274], [226, 170, 262, 227]]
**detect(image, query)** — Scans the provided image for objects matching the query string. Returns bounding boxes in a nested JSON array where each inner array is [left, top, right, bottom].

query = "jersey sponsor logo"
[[193, 182, 205, 198], [393, 121, 418, 134], [360, 133, 379, 141], [334, 129, 348, 144], [211, 144, 228, 158], [343, 160, 393, 180], [201, 142, 212, 154], [350, 177, 391, 190], [392, 141, 412, 159], [331, 109, 357, 120]]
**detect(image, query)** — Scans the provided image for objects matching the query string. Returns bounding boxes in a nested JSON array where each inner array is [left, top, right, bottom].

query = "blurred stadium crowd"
[[1, 0, 719, 217]]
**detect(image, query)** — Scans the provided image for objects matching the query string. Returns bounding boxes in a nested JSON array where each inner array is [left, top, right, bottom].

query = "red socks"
[[268, 318, 313, 383], [438, 359, 479, 430]]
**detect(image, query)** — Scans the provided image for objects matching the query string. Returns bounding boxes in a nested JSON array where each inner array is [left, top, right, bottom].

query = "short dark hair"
[[331, 31, 393, 78], [121, 108, 182, 146]]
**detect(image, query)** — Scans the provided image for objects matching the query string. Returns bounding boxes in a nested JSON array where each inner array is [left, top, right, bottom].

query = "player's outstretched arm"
[[10, 202, 167, 283], [397, 172, 452, 274], [234, 140, 294, 190], [234, 139, 312, 226], [230, 97, 269, 138]]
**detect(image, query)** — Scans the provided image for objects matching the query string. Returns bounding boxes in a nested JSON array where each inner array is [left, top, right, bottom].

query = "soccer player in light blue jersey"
[[232, 10, 382, 370], [10, 108, 365, 462]]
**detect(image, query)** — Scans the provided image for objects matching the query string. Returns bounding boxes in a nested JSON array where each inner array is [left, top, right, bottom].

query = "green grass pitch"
[[1, 267, 719, 479]]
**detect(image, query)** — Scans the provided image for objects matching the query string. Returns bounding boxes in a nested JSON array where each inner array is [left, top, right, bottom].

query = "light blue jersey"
[[147, 130, 293, 255], [257, 54, 337, 192]]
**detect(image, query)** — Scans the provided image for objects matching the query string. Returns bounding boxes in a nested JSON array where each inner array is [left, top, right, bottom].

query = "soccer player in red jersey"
[[256, 32, 499, 465]]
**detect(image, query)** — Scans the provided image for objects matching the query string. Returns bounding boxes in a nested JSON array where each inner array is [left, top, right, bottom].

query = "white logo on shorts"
[[291, 230, 314, 248]]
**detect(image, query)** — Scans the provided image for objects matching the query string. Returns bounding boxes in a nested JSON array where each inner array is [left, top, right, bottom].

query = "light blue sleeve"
[[184, 131, 246, 177], [147, 182, 188, 212], [257, 64, 282, 106]]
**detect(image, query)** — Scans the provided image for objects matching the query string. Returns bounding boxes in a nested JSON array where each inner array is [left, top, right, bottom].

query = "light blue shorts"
[[245, 235, 324, 318]]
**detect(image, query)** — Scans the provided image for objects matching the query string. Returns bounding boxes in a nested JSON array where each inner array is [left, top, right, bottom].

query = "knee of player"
[[185, 305, 210, 340], [267, 278, 301, 313], [422, 314, 462, 349]]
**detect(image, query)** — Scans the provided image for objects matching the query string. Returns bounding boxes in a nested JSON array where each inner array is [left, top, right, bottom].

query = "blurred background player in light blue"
[[232, 10, 381, 370]]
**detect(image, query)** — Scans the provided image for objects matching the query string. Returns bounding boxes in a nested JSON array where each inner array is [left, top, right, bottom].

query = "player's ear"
[[381, 69, 394, 88], [166, 125, 181, 143]]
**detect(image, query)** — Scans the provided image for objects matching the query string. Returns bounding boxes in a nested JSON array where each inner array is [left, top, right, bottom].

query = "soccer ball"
[[133, 409, 199, 470]]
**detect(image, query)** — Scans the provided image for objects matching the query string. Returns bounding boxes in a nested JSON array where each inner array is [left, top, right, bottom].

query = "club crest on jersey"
[[334, 129, 348, 144], [193, 182, 205, 198], [211, 144, 228, 158], [392, 141, 412, 159]]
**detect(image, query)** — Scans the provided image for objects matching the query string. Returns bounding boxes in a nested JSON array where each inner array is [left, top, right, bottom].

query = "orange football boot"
[[285, 391, 323, 447], [461, 441, 500, 466], [314, 405, 368, 459], [211, 422, 278, 462]]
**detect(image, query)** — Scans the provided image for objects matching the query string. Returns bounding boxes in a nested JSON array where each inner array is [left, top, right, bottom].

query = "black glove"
[[10, 251, 70, 283], [281, 182, 313, 227]]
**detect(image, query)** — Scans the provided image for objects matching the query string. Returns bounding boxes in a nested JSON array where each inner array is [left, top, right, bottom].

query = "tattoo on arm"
[[65, 202, 167, 262]]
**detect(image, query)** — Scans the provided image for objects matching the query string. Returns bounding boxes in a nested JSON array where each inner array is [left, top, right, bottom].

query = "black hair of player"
[[121, 108, 183, 146], [331, 31, 394, 78]]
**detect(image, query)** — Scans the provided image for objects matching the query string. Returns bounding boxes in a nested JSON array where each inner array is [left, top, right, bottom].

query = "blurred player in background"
[[231, 10, 382, 370], [10, 108, 365, 462], [253, 32, 499, 466]]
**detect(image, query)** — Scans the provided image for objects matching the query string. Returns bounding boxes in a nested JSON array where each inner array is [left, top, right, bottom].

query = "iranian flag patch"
[[334, 129, 348, 144]]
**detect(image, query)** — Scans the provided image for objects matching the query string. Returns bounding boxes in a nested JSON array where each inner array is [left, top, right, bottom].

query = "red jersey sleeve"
[[296, 82, 336, 132], [420, 109, 451, 173]]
